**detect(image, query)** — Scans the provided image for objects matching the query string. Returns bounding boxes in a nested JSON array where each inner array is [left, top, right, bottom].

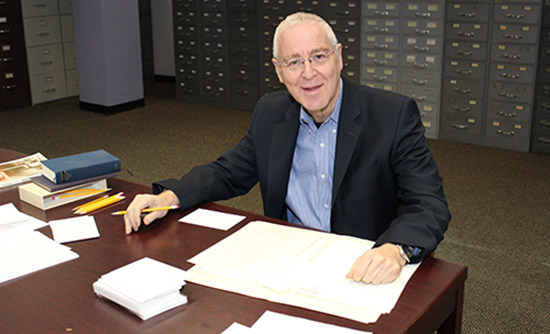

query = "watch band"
[[395, 244, 410, 264]]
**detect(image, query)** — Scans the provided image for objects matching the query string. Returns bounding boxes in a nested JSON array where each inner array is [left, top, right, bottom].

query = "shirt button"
[[324, 204, 329, 209], [320, 143, 325, 148], [321, 174, 326, 179]]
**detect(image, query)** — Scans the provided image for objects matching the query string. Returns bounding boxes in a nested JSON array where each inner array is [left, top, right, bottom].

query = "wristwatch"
[[395, 244, 415, 264]]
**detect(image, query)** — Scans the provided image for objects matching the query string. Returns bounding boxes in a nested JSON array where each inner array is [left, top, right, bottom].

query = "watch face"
[[403, 245, 415, 259]]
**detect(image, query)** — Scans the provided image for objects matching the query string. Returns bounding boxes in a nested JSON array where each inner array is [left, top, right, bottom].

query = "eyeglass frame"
[[275, 48, 337, 72]]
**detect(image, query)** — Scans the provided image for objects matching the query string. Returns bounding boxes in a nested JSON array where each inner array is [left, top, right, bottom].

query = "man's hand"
[[345, 243, 407, 285], [123, 190, 179, 235]]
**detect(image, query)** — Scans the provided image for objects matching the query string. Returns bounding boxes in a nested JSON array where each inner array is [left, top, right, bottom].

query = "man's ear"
[[337, 43, 344, 71], [272, 58, 285, 83]]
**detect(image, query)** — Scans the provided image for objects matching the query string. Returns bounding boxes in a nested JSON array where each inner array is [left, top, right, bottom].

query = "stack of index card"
[[93, 257, 188, 320]]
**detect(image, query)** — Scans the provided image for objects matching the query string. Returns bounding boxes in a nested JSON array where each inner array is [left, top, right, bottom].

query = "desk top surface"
[[0, 148, 467, 333]]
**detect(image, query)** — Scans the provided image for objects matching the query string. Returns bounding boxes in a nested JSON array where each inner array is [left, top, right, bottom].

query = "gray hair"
[[272, 12, 339, 60]]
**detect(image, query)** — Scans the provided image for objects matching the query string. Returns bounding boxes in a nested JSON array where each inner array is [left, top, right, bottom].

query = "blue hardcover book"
[[40, 150, 121, 184]]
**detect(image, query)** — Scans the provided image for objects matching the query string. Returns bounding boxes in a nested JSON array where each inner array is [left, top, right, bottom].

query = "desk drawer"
[[26, 44, 64, 75], [23, 16, 61, 46], [29, 70, 67, 104]]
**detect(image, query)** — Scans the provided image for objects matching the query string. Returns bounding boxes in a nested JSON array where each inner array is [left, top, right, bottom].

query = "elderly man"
[[124, 12, 450, 285]]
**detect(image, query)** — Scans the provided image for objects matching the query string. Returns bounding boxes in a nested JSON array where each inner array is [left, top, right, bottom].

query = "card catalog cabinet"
[[21, 0, 77, 105], [1, 0, 32, 112]]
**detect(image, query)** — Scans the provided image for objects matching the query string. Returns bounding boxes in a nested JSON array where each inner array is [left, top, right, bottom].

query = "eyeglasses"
[[278, 49, 335, 72]]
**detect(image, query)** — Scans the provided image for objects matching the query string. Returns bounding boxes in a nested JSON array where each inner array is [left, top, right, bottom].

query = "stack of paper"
[[93, 257, 188, 320], [186, 221, 420, 324], [0, 229, 79, 284]]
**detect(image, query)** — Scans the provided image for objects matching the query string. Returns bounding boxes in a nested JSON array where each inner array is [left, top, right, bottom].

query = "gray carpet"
[[2, 82, 549, 333]]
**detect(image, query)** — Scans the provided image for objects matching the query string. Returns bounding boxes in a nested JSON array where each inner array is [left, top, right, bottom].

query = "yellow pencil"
[[72, 194, 109, 211], [56, 188, 110, 199], [75, 192, 125, 215], [111, 205, 180, 216]]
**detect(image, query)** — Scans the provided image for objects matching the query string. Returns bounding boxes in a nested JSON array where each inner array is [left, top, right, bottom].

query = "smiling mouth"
[[302, 84, 323, 92]]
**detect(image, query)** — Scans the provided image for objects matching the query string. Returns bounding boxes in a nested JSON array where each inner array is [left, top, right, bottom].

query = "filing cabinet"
[[20, 0, 78, 104], [533, 1, 550, 154], [0, 0, 32, 112]]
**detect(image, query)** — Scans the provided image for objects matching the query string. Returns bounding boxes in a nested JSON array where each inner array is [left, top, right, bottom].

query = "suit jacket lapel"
[[266, 102, 300, 218], [333, 79, 363, 205]]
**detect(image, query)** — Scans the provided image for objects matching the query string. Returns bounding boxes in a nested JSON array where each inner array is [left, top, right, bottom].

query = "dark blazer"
[[155, 77, 450, 257]]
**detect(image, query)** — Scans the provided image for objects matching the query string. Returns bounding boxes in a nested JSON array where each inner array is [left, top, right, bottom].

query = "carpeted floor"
[[2, 82, 549, 333]]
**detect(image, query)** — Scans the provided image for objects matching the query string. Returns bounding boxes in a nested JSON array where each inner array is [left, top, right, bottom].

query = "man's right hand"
[[123, 190, 179, 235]]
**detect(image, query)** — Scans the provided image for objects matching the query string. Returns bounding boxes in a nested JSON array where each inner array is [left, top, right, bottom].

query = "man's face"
[[272, 21, 343, 122]]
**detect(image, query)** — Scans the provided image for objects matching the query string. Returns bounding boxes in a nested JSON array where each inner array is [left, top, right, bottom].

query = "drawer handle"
[[541, 103, 550, 110], [40, 60, 54, 66], [414, 29, 430, 35], [374, 27, 389, 33], [504, 34, 523, 40], [336, 10, 351, 16], [457, 31, 475, 37], [496, 130, 515, 136], [452, 106, 471, 112], [372, 75, 387, 81], [373, 59, 388, 65], [456, 50, 473, 56], [540, 120, 550, 127], [500, 73, 520, 79], [373, 43, 388, 49], [451, 124, 469, 130], [498, 92, 518, 99], [411, 94, 426, 101], [415, 12, 431, 18], [538, 136, 550, 144], [455, 69, 473, 75], [1, 57, 13, 62], [504, 14, 525, 20], [453, 88, 472, 94], [501, 53, 521, 60], [496, 111, 517, 118], [0, 1, 6, 5], [414, 46, 429, 52], [413, 63, 428, 69], [412, 78, 427, 85], [43, 88, 56, 94], [457, 12, 476, 18], [2, 84, 16, 90], [0, 29, 10, 34], [374, 11, 389, 17], [37, 32, 51, 38]]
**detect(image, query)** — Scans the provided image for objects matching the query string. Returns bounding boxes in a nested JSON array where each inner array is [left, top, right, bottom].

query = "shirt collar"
[[299, 78, 343, 127]]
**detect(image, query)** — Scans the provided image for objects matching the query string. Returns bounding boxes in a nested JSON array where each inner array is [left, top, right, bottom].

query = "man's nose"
[[302, 59, 316, 78]]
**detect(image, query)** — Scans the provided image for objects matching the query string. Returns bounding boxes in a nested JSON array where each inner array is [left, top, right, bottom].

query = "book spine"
[[56, 160, 121, 184]]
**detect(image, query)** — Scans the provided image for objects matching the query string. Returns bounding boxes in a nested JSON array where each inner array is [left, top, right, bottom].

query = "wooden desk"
[[0, 148, 467, 333]]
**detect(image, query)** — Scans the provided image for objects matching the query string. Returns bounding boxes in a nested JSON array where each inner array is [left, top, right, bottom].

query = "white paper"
[[0, 203, 47, 233], [93, 257, 188, 320], [221, 322, 252, 334], [251, 311, 372, 334], [186, 221, 420, 324], [0, 230, 79, 284], [179, 208, 245, 231], [49, 215, 100, 243]]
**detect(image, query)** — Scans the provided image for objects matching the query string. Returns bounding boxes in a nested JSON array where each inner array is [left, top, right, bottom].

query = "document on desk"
[[49, 215, 100, 243], [0, 203, 47, 233], [0, 230, 79, 284], [222, 310, 373, 333], [186, 221, 420, 324], [179, 208, 245, 231]]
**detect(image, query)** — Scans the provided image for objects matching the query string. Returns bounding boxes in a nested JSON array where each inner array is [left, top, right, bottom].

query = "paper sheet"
[[186, 221, 420, 324], [179, 208, 245, 231], [49, 215, 100, 243], [0, 203, 47, 233], [0, 230, 79, 284], [251, 311, 372, 333]]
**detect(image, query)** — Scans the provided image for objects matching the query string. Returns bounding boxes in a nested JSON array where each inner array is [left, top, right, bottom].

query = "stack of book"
[[93, 257, 188, 320], [18, 150, 121, 210]]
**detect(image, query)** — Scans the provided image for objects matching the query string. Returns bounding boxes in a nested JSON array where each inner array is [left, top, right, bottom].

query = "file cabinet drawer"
[[400, 85, 440, 104], [230, 55, 258, 72], [201, 26, 227, 42], [362, 50, 399, 67], [441, 113, 482, 135], [177, 53, 199, 69], [202, 55, 228, 71], [487, 100, 530, 123], [533, 116, 550, 133], [417, 102, 439, 119], [446, 22, 488, 41], [489, 63, 536, 84], [488, 82, 533, 103], [362, 18, 400, 35], [535, 97, 550, 117], [29, 70, 67, 104], [21, 0, 58, 18], [228, 25, 257, 42], [401, 68, 440, 87], [444, 60, 485, 80], [403, 36, 442, 54], [174, 10, 199, 26], [443, 78, 485, 99], [403, 20, 443, 37], [324, 1, 361, 18], [362, 81, 397, 92], [201, 11, 226, 26], [362, 66, 398, 84], [26, 44, 64, 75], [444, 41, 487, 60], [491, 44, 537, 64], [23, 16, 61, 46], [228, 40, 257, 56], [403, 3, 443, 20], [492, 24, 538, 44], [200, 0, 226, 11], [363, 2, 400, 18], [531, 130, 550, 154], [402, 53, 441, 71], [446, 3, 490, 22], [486, 119, 530, 141], [362, 34, 399, 51], [442, 96, 484, 117], [493, 4, 540, 24]]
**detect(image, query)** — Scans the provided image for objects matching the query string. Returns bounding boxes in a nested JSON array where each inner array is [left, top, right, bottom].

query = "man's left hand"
[[345, 243, 407, 284]]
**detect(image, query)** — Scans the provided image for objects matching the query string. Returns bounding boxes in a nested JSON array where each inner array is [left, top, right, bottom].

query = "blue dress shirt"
[[285, 79, 343, 231]]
